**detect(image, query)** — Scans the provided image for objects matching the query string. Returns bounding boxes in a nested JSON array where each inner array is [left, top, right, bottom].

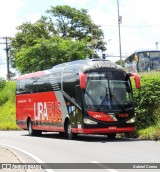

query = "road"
[[0, 131, 160, 172]]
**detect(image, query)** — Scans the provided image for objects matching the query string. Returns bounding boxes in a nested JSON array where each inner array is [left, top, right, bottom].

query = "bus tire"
[[28, 119, 42, 136], [107, 133, 116, 139], [66, 121, 76, 140]]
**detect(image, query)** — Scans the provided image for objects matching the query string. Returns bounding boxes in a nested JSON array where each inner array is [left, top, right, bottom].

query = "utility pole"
[[117, 0, 122, 66], [0, 37, 10, 80]]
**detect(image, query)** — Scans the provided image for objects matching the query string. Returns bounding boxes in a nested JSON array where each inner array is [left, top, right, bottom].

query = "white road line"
[[0, 143, 54, 172], [91, 161, 118, 172]]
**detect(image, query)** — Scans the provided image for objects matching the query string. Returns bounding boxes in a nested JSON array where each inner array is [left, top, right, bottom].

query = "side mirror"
[[79, 73, 86, 89], [128, 73, 140, 89]]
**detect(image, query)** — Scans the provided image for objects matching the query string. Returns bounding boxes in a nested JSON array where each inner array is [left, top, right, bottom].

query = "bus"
[[125, 50, 160, 72], [16, 59, 140, 139]]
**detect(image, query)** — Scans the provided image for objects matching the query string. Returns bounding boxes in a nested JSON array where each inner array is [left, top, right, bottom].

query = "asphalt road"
[[0, 131, 160, 172]]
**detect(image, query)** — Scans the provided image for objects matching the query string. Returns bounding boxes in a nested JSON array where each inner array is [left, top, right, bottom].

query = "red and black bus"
[[16, 59, 140, 139]]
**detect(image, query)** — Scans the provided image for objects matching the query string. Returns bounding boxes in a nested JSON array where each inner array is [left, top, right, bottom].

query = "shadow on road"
[[22, 132, 141, 143]]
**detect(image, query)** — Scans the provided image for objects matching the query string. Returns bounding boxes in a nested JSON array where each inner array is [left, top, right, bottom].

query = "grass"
[[137, 107, 160, 141], [0, 81, 20, 130], [138, 124, 160, 141], [0, 81, 16, 106]]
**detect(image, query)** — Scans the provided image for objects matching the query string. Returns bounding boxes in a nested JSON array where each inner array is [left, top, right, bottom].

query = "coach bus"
[[16, 59, 140, 139], [125, 50, 160, 72]]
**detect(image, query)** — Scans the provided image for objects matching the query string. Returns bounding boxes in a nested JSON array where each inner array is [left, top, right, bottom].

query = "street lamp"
[[117, 0, 122, 66], [155, 42, 159, 49]]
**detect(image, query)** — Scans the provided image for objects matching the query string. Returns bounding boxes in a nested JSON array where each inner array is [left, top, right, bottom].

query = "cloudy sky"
[[0, 0, 160, 78]]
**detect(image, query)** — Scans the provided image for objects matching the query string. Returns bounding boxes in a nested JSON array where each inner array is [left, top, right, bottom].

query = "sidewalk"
[[0, 146, 45, 172]]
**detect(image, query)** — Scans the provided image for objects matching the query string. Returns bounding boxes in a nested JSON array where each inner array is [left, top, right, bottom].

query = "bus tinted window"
[[32, 75, 52, 93], [16, 75, 53, 94], [85, 71, 133, 111], [16, 78, 32, 94]]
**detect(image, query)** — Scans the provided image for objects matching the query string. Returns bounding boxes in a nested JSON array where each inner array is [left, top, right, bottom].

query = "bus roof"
[[17, 59, 124, 80], [17, 71, 48, 80], [52, 59, 123, 72]]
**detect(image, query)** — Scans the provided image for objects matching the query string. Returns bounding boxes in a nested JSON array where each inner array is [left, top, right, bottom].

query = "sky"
[[0, 0, 160, 78]]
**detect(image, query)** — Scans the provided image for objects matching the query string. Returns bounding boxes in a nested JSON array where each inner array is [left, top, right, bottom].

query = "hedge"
[[132, 72, 160, 129]]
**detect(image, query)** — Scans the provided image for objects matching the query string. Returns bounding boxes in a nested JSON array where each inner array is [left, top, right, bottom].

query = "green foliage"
[[12, 37, 92, 73], [46, 5, 105, 43], [115, 60, 125, 67], [0, 81, 16, 106], [0, 100, 19, 130], [138, 107, 160, 140], [132, 72, 160, 130], [138, 123, 160, 140], [0, 81, 19, 130], [0, 77, 6, 90], [10, 5, 106, 74]]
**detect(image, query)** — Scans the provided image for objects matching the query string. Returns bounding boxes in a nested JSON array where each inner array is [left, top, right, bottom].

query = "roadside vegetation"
[[0, 78, 19, 130], [132, 71, 160, 140], [0, 72, 160, 140]]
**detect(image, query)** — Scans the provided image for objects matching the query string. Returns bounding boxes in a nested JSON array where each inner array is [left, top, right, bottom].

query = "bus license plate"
[[108, 126, 117, 130]]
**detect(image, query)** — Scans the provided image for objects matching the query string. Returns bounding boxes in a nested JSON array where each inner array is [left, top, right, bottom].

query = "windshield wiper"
[[110, 93, 126, 112]]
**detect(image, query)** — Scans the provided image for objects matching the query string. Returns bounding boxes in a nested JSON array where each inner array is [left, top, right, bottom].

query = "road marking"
[[91, 161, 118, 172], [0, 143, 54, 172]]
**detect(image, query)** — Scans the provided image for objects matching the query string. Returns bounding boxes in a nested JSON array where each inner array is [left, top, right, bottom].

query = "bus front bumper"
[[72, 127, 135, 134]]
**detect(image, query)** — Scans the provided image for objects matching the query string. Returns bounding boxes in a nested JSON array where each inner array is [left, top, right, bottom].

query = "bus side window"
[[31, 75, 52, 93], [63, 71, 79, 99], [16, 80, 21, 94], [25, 78, 33, 93], [75, 85, 82, 106]]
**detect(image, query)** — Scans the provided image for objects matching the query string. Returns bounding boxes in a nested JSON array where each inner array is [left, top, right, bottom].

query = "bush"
[[0, 81, 16, 106], [138, 123, 160, 141], [132, 72, 160, 130], [0, 77, 6, 90], [0, 81, 18, 130]]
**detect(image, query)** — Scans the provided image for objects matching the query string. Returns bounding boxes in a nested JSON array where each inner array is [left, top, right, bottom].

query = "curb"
[[0, 145, 46, 172]]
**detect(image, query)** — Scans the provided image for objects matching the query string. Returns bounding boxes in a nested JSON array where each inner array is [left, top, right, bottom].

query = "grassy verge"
[[0, 81, 20, 130], [0, 100, 19, 130], [133, 71, 160, 140], [137, 107, 160, 140]]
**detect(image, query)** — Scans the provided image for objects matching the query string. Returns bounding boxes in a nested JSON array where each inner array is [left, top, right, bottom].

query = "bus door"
[[75, 85, 83, 131]]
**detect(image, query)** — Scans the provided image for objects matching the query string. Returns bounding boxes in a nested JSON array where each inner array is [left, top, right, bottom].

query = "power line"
[[100, 24, 160, 28]]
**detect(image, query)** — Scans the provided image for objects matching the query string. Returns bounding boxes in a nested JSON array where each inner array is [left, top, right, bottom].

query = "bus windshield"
[[84, 71, 133, 111]]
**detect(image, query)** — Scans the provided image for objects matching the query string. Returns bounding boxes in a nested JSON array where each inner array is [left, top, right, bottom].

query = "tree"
[[11, 37, 92, 74], [115, 59, 125, 67], [46, 5, 106, 51], [10, 5, 106, 74]]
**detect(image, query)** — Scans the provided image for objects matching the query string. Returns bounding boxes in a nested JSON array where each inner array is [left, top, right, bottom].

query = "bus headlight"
[[84, 118, 97, 125], [126, 117, 136, 123]]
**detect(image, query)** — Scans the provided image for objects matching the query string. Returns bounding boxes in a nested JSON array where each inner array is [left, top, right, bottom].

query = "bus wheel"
[[107, 133, 116, 139], [66, 121, 76, 140], [28, 120, 42, 136], [28, 120, 34, 136]]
